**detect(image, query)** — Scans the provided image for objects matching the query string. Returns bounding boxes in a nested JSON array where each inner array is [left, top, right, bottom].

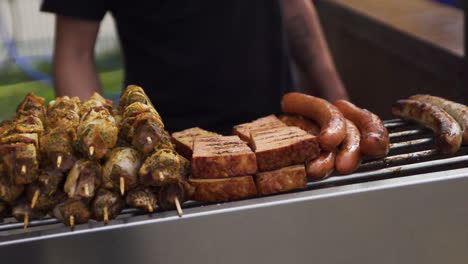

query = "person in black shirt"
[[41, 0, 348, 134]]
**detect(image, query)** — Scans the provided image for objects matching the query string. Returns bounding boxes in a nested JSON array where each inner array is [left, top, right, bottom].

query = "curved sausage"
[[409, 94, 468, 144], [335, 119, 362, 174], [281, 93, 346, 151], [392, 99, 462, 154], [334, 100, 390, 158], [306, 151, 336, 180]]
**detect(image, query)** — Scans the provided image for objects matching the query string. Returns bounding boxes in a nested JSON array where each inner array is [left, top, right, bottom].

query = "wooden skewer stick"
[[103, 206, 109, 225], [120, 177, 125, 196], [23, 213, 29, 229], [31, 189, 40, 208], [56, 155, 62, 169], [174, 197, 183, 217], [147, 203, 154, 213], [84, 184, 90, 197], [20, 165, 27, 175], [0, 185, 6, 197], [70, 215, 75, 230], [146, 136, 152, 144], [158, 172, 165, 182], [89, 146, 95, 157]]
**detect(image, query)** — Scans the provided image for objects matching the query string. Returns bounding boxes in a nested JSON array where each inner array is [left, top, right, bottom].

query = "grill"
[[1, 119, 468, 264]]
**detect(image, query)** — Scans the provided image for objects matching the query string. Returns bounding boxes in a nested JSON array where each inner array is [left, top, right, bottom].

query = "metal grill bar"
[[0, 119, 467, 242]]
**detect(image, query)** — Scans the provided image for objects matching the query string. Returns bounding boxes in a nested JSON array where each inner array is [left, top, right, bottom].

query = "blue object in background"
[[431, 0, 462, 8]]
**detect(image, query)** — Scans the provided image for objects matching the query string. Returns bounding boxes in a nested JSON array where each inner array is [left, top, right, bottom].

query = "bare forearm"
[[53, 53, 102, 100], [282, 0, 348, 101], [52, 15, 102, 100]]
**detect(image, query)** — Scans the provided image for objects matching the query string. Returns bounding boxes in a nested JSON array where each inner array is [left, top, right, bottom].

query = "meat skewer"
[[126, 186, 158, 213], [102, 147, 141, 196], [27, 170, 65, 209], [92, 188, 124, 224], [41, 96, 81, 170], [77, 93, 119, 160], [53, 199, 91, 229], [64, 160, 102, 200], [12, 199, 45, 229]]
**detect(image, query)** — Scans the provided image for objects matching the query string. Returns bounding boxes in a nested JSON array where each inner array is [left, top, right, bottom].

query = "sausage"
[[334, 100, 390, 158], [306, 151, 336, 180], [278, 114, 320, 135], [281, 92, 346, 151], [335, 119, 362, 174], [409, 94, 468, 144], [392, 99, 462, 154]]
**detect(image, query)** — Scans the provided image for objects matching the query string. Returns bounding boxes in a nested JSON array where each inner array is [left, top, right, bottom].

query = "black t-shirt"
[[41, 0, 295, 134]]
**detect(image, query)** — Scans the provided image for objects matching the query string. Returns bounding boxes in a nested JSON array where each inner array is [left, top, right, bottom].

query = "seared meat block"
[[139, 149, 190, 186], [15, 115, 44, 134], [102, 147, 141, 194], [80, 92, 113, 114], [191, 136, 257, 178], [171, 127, 220, 159], [250, 126, 320, 172], [129, 112, 170, 155], [126, 186, 158, 212], [0, 120, 15, 138], [279, 114, 320, 136], [53, 199, 91, 227], [255, 165, 307, 195], [64, 160, 102, 200], [232, 115, 286, 142], [189, 176, 257, 202], [92, 188, 124, 224], [47, 96, 81, 129], [27, 171, 66, 210]]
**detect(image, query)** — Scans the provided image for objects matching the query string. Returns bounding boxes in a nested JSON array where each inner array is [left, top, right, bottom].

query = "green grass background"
[[0, 69, 123, 120]]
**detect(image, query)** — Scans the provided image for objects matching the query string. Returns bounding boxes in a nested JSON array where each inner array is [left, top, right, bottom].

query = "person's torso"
[[110, 0, 294, 134]]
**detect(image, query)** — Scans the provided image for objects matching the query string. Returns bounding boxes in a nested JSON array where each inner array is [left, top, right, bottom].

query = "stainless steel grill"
[[1, 119, 468, 264]]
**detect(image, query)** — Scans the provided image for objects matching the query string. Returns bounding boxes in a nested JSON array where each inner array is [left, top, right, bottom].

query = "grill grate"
[[1, 119, 467, 241]]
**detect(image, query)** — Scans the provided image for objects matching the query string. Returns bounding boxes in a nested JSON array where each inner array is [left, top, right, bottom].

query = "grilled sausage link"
[[306, 151, 336, 180], [334, 100, 389, 158], [392, 99, 462, 154], [409, 94, 468, 144], [335, 119, 361, 174], [281, 92, 346, 151]]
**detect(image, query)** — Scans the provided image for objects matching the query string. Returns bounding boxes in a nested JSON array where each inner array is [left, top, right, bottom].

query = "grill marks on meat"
[[255, 165, 307, 195], [139, 149, 190, 186], [92, 188, 124, 223], [64, 160, 102, 200], [392, 100, 462, 154], [189, 176, 257, 202], [191, 136, 258, 178], [278, 114, 320, 136], [250, 127, 320, 172], [409, 94, 468, 144], [102, 147, 141, 193], [171, 127, 220, 159], [233, 115, 286, 142]]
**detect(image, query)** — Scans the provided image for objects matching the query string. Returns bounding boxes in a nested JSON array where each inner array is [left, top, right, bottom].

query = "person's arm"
[[282, 0, 349, 101], [52, 15, 102, 100]]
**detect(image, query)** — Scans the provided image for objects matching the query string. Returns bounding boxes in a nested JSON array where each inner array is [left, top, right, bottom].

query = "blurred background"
[[0, 0, 465, 120]]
